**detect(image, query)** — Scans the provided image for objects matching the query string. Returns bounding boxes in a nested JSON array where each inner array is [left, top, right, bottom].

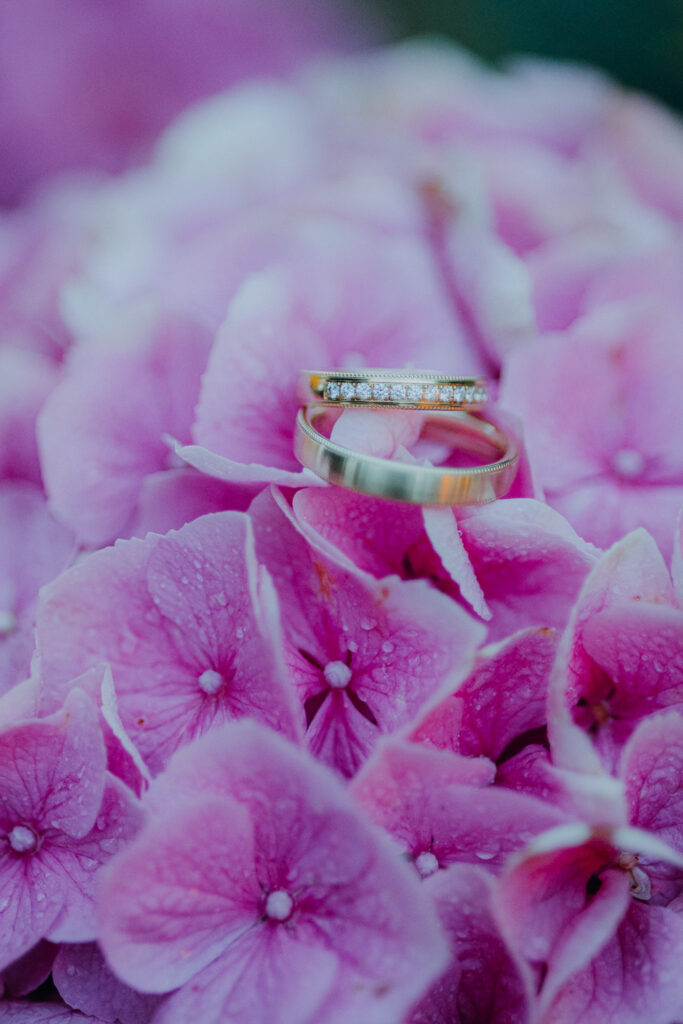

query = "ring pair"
[[294, 370, 518, 506]]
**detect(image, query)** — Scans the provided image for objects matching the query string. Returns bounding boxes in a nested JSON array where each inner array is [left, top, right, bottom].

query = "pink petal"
[[457, 499, 599, 640], [545, 902, 683, 1024], [0, 940, 58, 998], [250, 487, 485, 775], [493, 826, 631, 1011], [193, 231, 480, 473], [38, 314, 211, 546], [0, 690, 106, 840], [408, 864, 534, 1024], [100, 721, 449, 1024], [37, 512, 300, 774], [411, 627, 556, 763], [99, 794, 260, 992], [352, 740, 565, 873], [54, 942, 160, 1024]]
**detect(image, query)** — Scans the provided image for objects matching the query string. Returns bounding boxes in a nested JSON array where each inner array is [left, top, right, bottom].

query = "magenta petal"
[[100, 721, 449, 1024], [408, 864, 534, 1024], [250, 487, 485, 775], [548, 529, 679, 774], [352, 740, 565, 873], [99, 794, 259, 992], [0, 689, 106, 840], [193, 232, 478, 473], [38, 315, 211, 546], [411, 626, 557, 762], [0, 1005, 104, 1022], [149, 928, 338, 1024], [45, 775, 144, 943], [37, 512, 300, 774], [0, 940, 58, 998], [54, 942, 160, 1024], [493, 827, 632, 1011], [621, 712, 683, 902], [546, 902, 683, 1024]]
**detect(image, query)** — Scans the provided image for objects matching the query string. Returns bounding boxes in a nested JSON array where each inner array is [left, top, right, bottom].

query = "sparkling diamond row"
[[325, 381, 487, 404]]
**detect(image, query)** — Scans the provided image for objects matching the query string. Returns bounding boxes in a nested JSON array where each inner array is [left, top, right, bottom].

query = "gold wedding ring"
[[294, 406, 518, 505], [298, 369, 488, 410]]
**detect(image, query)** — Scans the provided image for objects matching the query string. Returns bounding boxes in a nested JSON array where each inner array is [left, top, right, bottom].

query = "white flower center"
[[324, 661, 352, 689], [0, 609, 16, 636], [265, 889, 294, 921], [612, 448, 645, 480], [8, 824, 38, 854], [415, 851, 439, 878], [198, 669, 224, 695]]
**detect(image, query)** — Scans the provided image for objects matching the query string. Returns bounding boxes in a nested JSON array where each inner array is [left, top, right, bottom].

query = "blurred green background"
[[367, 0, 683, 110]]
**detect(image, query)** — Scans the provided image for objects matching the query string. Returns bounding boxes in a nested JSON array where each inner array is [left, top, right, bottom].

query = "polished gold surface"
[[298, 369, 488, 410], [294, 406, 518, 505]]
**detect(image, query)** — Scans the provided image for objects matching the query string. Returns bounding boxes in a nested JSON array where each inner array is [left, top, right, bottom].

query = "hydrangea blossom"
[[98, 721, 449, 1024], [2, 20, 683, 1023], [36, 512, 300, 774], [0, 690, 142, 969]]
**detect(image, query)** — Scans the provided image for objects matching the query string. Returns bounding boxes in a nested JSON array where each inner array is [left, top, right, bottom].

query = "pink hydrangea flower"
[[351, 739, 565, 876], [250, 487, 485, 776], [36, 511, 300, 775], [98, 720, 449, 1024], [495, 821, 683, 1023], [0, 689, 142, 970], [549, 529, 683, 774], [502, 303, 683, 558]]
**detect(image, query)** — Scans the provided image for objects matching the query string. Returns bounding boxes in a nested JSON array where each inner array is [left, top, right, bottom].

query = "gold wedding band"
[[294, 406, 518, 505], [298, 369, 488, 410]]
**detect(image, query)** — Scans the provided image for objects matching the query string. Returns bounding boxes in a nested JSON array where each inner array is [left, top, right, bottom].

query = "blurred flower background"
[[2, 2, 683, 1023]]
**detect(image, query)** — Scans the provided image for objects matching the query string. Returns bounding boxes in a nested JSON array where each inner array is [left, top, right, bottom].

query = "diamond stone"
[[340, 382, 356, 400], [439, 385, 453, 403], [464, 386, 476, 403], [453, 385, 465, 403], [390, 383, 407, 402], [356, 382, 372, 401], [326, 382, 341, 400], [406, 384, 423, 403], [372, 382, 390, 401], [475, 387, 487, 403], [424, 384, 439, 403]]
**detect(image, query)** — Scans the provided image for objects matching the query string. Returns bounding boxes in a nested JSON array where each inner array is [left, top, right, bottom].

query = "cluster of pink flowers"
[[2, 27, 683, 1024]]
